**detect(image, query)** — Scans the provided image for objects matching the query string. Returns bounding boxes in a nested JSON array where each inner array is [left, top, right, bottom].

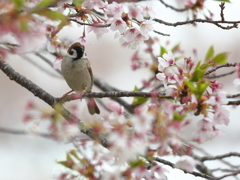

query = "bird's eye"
[[68, 49, 74, 55]]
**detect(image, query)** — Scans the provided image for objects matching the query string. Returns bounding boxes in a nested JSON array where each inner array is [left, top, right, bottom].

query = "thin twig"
[[69, 18, 111, 27], [206, 70, 235, 79], [0, 127, 52, 139], [227, 93, 240, 99], [153, 18, 239, 30], [198, 152, 240, 162], [154, 157, 214, 179], [219, 2, 225, 22], [158, 0, 191, 12], [22, 55, 62, 79], [205, 63, 237, 75]]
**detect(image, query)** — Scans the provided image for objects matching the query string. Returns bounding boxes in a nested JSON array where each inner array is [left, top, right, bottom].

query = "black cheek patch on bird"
[[73, 46, 84, 61]]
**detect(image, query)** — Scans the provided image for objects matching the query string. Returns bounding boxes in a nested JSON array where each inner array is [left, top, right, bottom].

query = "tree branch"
[[158, 0, 191, 12], [57, 91, 172, 103], [153, 18, 239, 30], [205, 63, 237, 76], [0, 126, 52, 139], [154, 157, 214, 179], [206, 70, 235, 79], [198, 152, 240, 162], [0, 59, 108, 147]]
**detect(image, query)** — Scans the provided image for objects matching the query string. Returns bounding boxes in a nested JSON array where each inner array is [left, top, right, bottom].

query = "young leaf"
[[171, 43, 180, 53], [12, 0, 24, 8], [160, 46, 167, 57], [184, 80, 196, 93], [34, 0, 56, 11], [129, 159, 145, 168], [132, 86, 148, 106], [190, 62, 205, 82], [173, 112, 186, 121], [213, 0, 230, 2], [212, 52, 228, 64], [205, 45, 214, 61], [197, 81, 210, 98], [35, 9, 69, 25]]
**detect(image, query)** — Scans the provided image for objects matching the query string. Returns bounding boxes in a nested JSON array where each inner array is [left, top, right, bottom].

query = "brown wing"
[[87, 66, 94, 92]]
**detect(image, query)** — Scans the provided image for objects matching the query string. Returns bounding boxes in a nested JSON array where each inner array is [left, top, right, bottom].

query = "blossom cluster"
[[64, 0, 155, 49], [155, 51, 230, 143]]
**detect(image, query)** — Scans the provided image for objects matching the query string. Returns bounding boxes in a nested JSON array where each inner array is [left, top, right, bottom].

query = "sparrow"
[[61, 42, 100, 115]]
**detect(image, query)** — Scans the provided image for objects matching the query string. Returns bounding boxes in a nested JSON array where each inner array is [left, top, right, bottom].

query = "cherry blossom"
[[82, 0, 106, 9], [156, 72, 166, 81], [175, 156, 196, 171], [106, 2, 124, 18], [233, 78, 240, 91], [140, 20, 154, 34], [128, 4, 144, 21], [192, 119, 224, 142], [87, 21, 109, 39], [124, 27, 140, 42], [143, 5, 156, 18], [109, 18, 127, 33], [213, 106, 230, 126], [158, 51, 175, 71], [208, 91, 228, 106], [128, 33, 149, 49]]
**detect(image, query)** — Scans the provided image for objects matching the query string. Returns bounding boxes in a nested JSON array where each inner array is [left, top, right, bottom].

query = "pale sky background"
[[1, 0, 240, 179]]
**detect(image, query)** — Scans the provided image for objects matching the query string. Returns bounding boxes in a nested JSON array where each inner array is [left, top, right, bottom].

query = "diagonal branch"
[[205, 63, 237, 75], [0, 59, 108, 147]]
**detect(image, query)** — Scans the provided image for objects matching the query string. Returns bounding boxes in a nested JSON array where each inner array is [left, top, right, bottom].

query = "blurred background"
[[1, 0, 240, 179]]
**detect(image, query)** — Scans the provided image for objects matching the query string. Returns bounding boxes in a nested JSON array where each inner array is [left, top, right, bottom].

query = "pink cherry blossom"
[[193, 119, 224, 142], [140, 20, 154, 34], [156, 72, 166, 81], [124, 27, 140, 41], [143, 5, 156, 18], [128, 4, 144, 21], [106, 2, 124, 18], [175, 156, 196, 171], [233, 78, 240, 91], [79, 35, 90, 45], [87, 21, 109, 40], [213, 107, 229, 126], [128, 33, 149, 49], [109, 18, 127, 33], [157, 51, 175, 71], [82, 0, 106, 9], [208, 91, 228, 106]]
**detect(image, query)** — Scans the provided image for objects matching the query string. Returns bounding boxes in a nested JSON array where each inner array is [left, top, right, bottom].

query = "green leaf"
[[173, 112, 186, 121], [190, 62, 205, 82], [184, 80, 196, 93], [205, 46, 214, 61], [57, 161, 73, 169], [160, 46, 167, 57], [35, 9, 69, 25], [12, 0, 24, 8], [171, 43, 180, 53], [129, 159, 145, 168], [213, 0, 230, 2], [19, 19, 28, 31], [132, 86, 148, 106], [34, 0, 56, 11], [197, 81, 210, 97], [212, 52, 228, 64]]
